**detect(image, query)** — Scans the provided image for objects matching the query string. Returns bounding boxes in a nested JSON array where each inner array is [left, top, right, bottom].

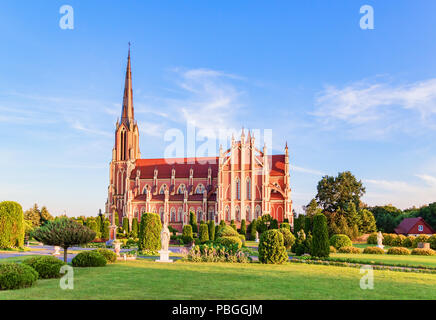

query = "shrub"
[[0, 201, 25, 249], [131, 218, 139, 238], [329, 246, 337, 253], [208, 220, 215, 241], [281, 222, 291, 230], [413, 235, 430, 248], [0, 263, 38, 290], [138, 213, 162, 251], [230, 220, 237, 231], [96, 248, 117, 263], [215, 236, 242, 249], [23, 256, 65, 279], [363, 246, 385, 254], [311, 214, 330, 258], [240, 219, 246, 235], [122, 217, 130, 233], [392, 234, 406, 247], [32, 217, 96, 263], [249, 219, 257, 240], [403, 235, 415, 248], [182, 225, 194, 244], [217, 225, 239, 237], [382, 233, 396, 246], [258, 229, 288, 264], [189, 211, 198, 233], [329, 234, 352, 249], [199, 223, 209, 243], [387, 247, 410, 255], [429, 235, 436, 250], [338, 246, 361, 254], [292, 229, 311, 256], [366, 233, 378, 245], [239, 235, 246, 246], [102, 220, 110, 240], [279, 228, 296, 250], [411, 248, 436, 256], [72, 251, 107, 267]]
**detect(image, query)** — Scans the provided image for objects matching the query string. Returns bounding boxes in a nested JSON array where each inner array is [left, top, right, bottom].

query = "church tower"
[[106, 46, 140, 227]]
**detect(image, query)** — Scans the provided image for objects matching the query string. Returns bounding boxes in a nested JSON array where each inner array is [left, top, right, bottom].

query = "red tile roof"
[[394, 217, 435, 234], [270, 155, 286, 176]]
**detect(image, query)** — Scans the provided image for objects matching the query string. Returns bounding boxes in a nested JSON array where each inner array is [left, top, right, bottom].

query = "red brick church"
[[105, 50, 293, 233]]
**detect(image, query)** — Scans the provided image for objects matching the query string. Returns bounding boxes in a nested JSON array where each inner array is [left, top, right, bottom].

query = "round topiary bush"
[[387, 247, 410, 255], [411, 248, 436, 256], [279, 228, 296, 250], [72, 251, 107, 267], [329, 234, 352, 249], [138, 213, 162, 251], [0, 201, 25, 249], [392, 234, 406, 247], [363, 246, 385, 254], [338, 246, 361, 254], [215, 236, 242, 249], [95, 248, 117, 263], [0, 263, 38, 290], [403, 235, 415, 248], [258, 229, 288, 264], [23, 256, 65, 279], [217, 225, 239, 237], [382, 233, 396, 246], [366, 233, 378, 245]]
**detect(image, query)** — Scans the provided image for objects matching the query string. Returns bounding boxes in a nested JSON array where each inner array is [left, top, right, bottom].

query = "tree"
[[240, 219, 247, 235], [131, 217, 139, 238], [304, 199, 322, 217], [249, 219, 257, 240], [182, 225, 193, 244], [230, 220, 237, 231], [316, 171, 365, 213], [311, 214, 330, 258], [39, 206, 54, 224], [368, 205, 403, 233], [102, 220, 110, 240], [208, 220, 215, 241], [258, 229, 288, 264], [199, 223, 209, 243], [0, 201, 25, 249], [256, 214, 274, 234], [189, 211, 198, 233], [138, 213, 162, 251], [122, 217, 129, 233], [32, 217, 96, 262], [358, 209, 377, 234]]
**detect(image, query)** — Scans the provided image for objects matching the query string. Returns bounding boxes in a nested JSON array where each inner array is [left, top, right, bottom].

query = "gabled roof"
[[394, 217, 435, 234]]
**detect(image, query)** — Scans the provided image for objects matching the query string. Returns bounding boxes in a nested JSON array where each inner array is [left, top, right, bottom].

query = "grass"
[[0, 257, 435, 300], [331, 253, 436, 268]]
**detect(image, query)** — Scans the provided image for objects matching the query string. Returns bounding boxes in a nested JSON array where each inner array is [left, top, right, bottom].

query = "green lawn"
[[330, 253, 436, 268], [0, 257, 435, 300]]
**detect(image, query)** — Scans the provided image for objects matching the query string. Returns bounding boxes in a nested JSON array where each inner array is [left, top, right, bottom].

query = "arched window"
[[159, 207, 164, 222], [235, 206, 241, 222], [246, 206, 251, 222], [236, 178, 240, 200], [159, 184, 167, 194], [247, 178, 251, 200], [178, 207, 183, 222], [152, 207, 157, 214], [177, 184, 186, 195], [255, 205, 262, 219], [171, 208, 176, 222], [195, 184, 205, 194], [208, 207, 214, 221], [225, 206, 230, 221]]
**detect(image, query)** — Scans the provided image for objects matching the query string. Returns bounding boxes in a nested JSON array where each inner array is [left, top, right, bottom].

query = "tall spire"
[[121, 43, 134, 124]]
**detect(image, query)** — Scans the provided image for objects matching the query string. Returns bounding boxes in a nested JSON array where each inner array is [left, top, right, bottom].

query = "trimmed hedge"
[[96, 248, 117, 263], [311, 214, 330, 258], [0, 201, 25, 249], [338, 246, 361, 254], [0, 263, 38, 290], [72, 251, 107, 267], [258, 229, 288, 264], [387, 247, 410, 255], [23, 256, 65, 279], [413, 235, 430, 248], [363, 246, 385, 254], [208, 220, 215, 241], [138, 213, 162, 251], [403, 236, 415, 248], [411, 248, 436, 256], [215, 236, 242, 249], [367, 233, 377, 245], [199, 223, 209, 243], [279, 228, 295, 250], [182, 225, 194, 244], [430, 235, 436, 250], [217, 226, 239, 237], [329, 234, 352, 249], [239, 234, 246, 246]]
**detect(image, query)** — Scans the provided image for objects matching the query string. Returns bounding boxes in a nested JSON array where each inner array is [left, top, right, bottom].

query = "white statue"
[[376, 231, 384, 249], [156, 223, 173, 263]]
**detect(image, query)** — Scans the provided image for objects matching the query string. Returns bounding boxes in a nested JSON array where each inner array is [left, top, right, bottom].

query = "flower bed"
[[185, 243, 251, 263]]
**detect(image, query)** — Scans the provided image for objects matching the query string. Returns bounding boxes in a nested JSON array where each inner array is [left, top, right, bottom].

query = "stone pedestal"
[[418, 242, 430, 249], [156, 250, 173, 263], [376, 244, 384, 249], [113, 240, 121, 257]]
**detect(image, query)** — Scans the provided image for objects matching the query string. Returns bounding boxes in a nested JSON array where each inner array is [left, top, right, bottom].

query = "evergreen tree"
[[131, 217, 139, 238], [250, 219, 257, 240], [122, 217, 129, 233], [199, 223, 209, 243], [240, 219, 247, 235], [230, 220, 237, 231], [138, 213, 162, 251], [311, 214, 330, 258], [189, 211, 198, 233], [102, 220, 110, 240], [208, 220, 215, 241]]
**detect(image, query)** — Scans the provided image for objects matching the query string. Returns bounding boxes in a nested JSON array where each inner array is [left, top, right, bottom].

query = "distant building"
[[105, 49, 293, 235], [394, 217, 435, 236]]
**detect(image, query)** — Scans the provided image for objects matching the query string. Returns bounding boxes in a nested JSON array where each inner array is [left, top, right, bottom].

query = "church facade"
[[105, 50, 293, 233]]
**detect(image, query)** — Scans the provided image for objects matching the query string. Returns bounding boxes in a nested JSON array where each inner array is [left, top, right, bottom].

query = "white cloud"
[[291, 165, 325, 176], [363, 175, 436, 209], [313, 77, 436, 136]]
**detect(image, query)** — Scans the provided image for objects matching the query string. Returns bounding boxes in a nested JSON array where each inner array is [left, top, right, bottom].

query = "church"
[[105, 49, 293, 233]]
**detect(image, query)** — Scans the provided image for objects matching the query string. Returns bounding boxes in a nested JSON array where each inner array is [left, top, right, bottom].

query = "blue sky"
[[1, 1, 436, 216]]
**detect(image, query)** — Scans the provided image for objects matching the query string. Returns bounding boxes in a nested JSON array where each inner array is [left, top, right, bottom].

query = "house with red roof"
[[394, 217, 435, 236], [105, 49, 292, 235]]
